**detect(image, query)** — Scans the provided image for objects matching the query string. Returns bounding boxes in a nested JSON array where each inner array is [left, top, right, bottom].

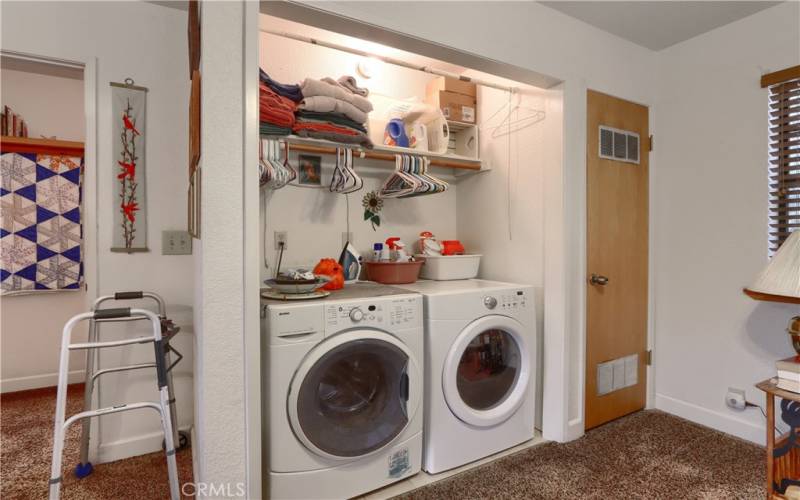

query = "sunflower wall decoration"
[[362, 191, 383, 231]]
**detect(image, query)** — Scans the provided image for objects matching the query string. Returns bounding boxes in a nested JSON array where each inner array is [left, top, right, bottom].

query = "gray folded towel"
[[337, 75, 369, 97], [299, 95, 369, 124], [301, 78, 373, 113]]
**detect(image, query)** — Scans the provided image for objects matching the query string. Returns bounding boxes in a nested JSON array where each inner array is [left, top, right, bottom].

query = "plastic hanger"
[[378, 155, 413, 198], [282, 141, 297, 185], [330, 147, 363, 194], [260, 138, 275, 188]]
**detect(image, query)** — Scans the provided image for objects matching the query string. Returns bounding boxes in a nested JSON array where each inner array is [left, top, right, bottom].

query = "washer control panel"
[[325, 296, 420, 330], [326, 303, 383, 327]]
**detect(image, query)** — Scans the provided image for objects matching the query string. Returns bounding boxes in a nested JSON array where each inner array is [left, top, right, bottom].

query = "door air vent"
[[599, 125, 640, 164]]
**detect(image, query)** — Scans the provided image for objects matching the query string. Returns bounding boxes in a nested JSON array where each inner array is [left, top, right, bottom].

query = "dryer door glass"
[[296, 338, 410, 457], [456, 329, 521, 410]]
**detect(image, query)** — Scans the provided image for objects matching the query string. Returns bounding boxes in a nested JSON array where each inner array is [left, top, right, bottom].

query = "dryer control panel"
[[484, 290, 528, 311], [325, 296, 420, 330]]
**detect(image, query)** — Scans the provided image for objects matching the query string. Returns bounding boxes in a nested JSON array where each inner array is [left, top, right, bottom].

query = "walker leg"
[[155, 338, 180, 500], [76, 320, 98, 477], [50, 325, 74, 499], [160, 388, 180, 500], [163, 346, 181, 448]]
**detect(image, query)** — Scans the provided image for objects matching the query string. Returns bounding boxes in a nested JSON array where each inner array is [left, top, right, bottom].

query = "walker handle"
[[94, 308, 132, 320], [114, 291, 144, 300]]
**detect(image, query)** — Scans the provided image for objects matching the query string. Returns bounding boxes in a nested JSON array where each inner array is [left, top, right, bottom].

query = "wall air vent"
[[599, 125, 640, 164]]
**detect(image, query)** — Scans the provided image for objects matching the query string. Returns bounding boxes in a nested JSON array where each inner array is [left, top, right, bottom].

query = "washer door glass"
[[442, 315, 531, 428], [457, 329, 520, 410], [296, 338, 410, 458]]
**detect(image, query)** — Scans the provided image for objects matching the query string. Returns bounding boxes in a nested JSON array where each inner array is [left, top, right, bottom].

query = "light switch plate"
[[162, 230, 192, 255]]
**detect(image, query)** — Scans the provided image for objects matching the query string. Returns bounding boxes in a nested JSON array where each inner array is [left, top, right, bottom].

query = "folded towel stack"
[[260, 69, 303, 103], [296, 76, 373, 148], [259, 70, 302, 135]]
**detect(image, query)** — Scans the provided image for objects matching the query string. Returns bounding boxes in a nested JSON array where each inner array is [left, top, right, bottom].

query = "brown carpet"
[[1, 384, 193, 499], [397, 410, 764, 500]]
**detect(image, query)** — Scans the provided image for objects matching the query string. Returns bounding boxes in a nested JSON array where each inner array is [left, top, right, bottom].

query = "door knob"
[[590, 274, 609, 286]]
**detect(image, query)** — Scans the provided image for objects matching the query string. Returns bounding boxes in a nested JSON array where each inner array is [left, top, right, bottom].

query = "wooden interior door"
[[585, 90, 649, 430]]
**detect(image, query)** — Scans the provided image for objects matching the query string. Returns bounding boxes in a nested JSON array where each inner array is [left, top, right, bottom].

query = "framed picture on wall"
[[298, 154, 322, 186]]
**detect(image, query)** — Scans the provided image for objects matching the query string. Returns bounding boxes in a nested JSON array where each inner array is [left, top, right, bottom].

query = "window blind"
[[769, 77, 800, 252]]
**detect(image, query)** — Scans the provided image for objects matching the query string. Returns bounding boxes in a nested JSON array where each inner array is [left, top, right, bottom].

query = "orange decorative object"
[[441, 240, 465, 255], [313, 258, 344, 290]]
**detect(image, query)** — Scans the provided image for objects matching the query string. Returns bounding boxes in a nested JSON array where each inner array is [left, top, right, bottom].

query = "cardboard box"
[[426, 89, 477, 124], [426, 76, 477, 98]]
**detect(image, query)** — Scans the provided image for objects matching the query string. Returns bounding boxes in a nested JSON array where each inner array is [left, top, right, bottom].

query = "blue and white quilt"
[[1, 152, 84, 294]]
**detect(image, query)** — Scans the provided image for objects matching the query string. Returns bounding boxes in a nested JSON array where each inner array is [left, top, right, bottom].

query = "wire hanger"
[[480, 92, 545, 138]]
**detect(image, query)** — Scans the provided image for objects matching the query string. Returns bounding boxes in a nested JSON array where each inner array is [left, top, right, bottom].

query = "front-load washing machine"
[[398, 279, 536, 473], [262, 283, 423, 499]]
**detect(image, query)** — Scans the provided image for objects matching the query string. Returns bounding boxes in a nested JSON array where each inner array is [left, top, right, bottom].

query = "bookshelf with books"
[[0, 105, 29, 138]]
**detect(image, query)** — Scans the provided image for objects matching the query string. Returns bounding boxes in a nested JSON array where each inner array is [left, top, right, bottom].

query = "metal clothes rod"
[[261, 29, 517, 94], [277, 139, 482, 171]]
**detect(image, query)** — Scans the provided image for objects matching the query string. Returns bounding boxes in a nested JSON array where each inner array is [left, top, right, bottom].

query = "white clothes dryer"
[[398, 279, 536, 474]]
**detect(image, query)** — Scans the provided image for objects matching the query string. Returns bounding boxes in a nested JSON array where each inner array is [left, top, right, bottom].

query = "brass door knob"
[[590, 274, 609, 286]]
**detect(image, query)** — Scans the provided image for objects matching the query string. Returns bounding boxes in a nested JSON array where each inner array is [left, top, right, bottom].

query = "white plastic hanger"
[[330, 147, 363, 194], [379, 154, 448, 198]]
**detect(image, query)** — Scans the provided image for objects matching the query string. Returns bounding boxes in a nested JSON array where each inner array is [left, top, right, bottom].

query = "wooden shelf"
[[264, 134, 483, 171], [0, 136, 84, 156]]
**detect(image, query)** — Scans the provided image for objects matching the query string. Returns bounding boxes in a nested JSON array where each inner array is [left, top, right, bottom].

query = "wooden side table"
[[757, 378, 800, 499]]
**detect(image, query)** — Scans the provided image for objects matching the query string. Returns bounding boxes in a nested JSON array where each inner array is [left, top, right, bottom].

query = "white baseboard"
[[565, 417, 585, 442], [1, 369, 85, 393], [655, 393, 764, 445], [97, 425, 192, 464]]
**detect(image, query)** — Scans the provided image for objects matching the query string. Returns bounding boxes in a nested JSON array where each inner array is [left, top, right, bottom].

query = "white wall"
[[0, 67, 88, 393], [1, 1, 194, 462], [0, 68, 85, 141], [653, 1, 800, 444]]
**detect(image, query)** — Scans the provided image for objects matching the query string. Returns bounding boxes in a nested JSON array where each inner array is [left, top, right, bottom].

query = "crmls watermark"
[[181, 482, 246, 498]]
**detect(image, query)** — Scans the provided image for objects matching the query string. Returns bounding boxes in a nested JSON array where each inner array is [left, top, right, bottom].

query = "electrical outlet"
[[725, 387, 746, 411], [342, 232, 354, 247], [162, 230, 192, 255], [274, 231, 288, 250]]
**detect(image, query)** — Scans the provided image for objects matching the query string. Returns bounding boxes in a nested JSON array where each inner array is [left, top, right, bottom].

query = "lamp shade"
[[744, 230, 800, 303]]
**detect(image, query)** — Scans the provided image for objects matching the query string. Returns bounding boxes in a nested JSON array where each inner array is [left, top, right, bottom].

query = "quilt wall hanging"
[[1, 139, 85, 294], [111, 79, 148, 252]]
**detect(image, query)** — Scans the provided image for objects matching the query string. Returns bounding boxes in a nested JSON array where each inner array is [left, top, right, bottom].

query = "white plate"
[[264, 276, 331, 294], [261, 289, 330, 301]]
